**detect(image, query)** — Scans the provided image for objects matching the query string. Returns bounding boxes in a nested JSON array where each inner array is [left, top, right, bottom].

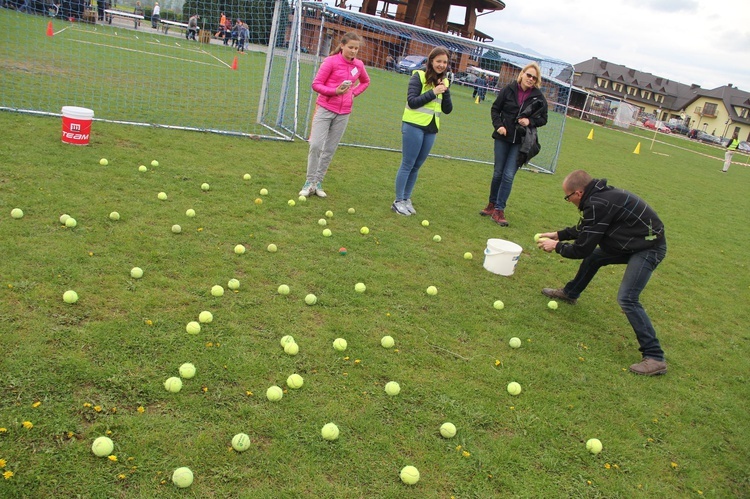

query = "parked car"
[[738, 141, 750, 153], [396, 55, 427, 74], [665, 122, 690, 135], [453, 72, 479, 87], [694, 131, 723, 145], [643, 119, 671, 133]]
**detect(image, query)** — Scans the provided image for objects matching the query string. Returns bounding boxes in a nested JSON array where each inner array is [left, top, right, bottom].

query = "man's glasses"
[[564, 191, 576, 201], [525, 72, 538, 81]]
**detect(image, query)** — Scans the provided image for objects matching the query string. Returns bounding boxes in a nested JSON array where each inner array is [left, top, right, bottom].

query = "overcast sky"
[[471, 0, 750, 91]]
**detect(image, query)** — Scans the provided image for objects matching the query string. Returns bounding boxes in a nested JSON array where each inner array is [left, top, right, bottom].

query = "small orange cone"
[[587, 128, 594, 140], [231, 56, 238, 70], [633, 142, 641, 154], [46, 21, 54, 37]]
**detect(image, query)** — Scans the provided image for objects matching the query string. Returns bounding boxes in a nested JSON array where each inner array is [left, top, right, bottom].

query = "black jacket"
[[491, 82, 547, 143], [556, 178, 666, 259]]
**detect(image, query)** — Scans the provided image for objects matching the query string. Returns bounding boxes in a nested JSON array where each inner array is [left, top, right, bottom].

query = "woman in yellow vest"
[[721, 131, 740, 173], [392, 47, 453, 216]]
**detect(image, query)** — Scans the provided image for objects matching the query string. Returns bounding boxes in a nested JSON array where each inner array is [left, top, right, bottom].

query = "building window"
[[703, 102, 718, 117]]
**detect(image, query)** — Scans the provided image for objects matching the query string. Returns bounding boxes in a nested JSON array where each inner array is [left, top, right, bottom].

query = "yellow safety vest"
[[402, 70, 448, 129], [728, 138, 739, 150]]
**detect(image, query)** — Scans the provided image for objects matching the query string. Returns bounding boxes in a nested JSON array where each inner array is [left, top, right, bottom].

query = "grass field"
[[0, 109, 748, 497]]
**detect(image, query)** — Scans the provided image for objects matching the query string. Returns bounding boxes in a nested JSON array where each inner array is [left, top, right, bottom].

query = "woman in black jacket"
[[480, 63, 548, 226]]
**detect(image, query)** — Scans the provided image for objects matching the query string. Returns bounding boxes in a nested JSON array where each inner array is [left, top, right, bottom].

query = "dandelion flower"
[[3, 471, 13, 480], [137, 406, 145, 413], [32, 401, 41, 408], [22, 421, 33, 430], [0, 459, 6, 468], [94, 406, 102, 413], [108, 455, 118, 462]]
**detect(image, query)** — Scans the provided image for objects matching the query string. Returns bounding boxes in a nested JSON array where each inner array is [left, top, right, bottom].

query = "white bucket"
[[61, 106, 94, 145], [483, 238, 523, 276]]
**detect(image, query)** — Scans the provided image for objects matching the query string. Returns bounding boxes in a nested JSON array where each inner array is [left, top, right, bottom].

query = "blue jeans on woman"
[[563, 240, 668, 361], [489, 139, 521, 210], [395, 122, 436, 201]]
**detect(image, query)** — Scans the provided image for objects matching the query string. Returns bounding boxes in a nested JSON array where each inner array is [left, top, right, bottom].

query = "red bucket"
[[61, 106, 94, 145]]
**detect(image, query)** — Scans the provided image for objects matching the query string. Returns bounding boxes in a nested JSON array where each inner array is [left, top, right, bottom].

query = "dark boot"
[[491, 209, 508, 226], [479, 202, 495, 216]]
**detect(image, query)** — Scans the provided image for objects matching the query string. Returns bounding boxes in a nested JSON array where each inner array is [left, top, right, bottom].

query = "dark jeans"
[[563, 240, 668, 361], [489, 139, 520, 210]]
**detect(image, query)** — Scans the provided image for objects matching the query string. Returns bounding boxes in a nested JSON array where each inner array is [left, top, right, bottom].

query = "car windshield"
[[404, 56, 423, 63]]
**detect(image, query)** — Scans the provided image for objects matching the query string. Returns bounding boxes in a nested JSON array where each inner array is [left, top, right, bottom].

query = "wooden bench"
[[104, 9, 144, 28], [160, 19, 189, 35]]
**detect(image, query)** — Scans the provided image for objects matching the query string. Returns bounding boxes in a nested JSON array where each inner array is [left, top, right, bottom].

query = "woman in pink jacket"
[[299, 32, 370, 198]]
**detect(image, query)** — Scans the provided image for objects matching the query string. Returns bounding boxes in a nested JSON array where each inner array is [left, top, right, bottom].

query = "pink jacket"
[[312, 53, 370, 115]]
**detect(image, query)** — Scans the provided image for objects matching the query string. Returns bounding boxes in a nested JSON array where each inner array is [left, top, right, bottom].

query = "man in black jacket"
[[537, 170, 668, 376]]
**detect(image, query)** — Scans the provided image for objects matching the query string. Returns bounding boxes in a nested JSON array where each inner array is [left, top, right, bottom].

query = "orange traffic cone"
[[46, 21, 54, 37], [633, 142, 641, 154], [587, 128, 594, 140], [231, 56, 238, 70]]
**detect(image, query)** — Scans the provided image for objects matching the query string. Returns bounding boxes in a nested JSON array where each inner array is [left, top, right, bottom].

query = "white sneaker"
[[314, 182, 327, 198], [299, 181, 315, 197], [404, 199, 416, 214], [391, 200, 411, 216]]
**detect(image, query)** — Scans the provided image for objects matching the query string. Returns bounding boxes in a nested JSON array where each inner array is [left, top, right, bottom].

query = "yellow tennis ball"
[[91, 436, 114, 457], [287, 199, 296, 206], [201, 183, 210, 191], [586, 438, 603, 455], [325, 210, 333, 218], [509, 337, 522, 349], [138, 165, 147, 172], [284, 342, 299, 356], [304, 293, 317, 305], [347, 208, 355, 214], [228, 278, 240, 290], [426, 286, 438, 296], [59, 214, 70, 224], [321, 422, 339, 441], [286, 373, 304, 389], [157, 192, 167, 200], [231, 433, 251, 452], [318, 218, 327, 226], [298, 195, 307, 202], [234, 244, 246, 255], [548, 300, 558, 310], [322, 228, 332, 237], [507, 382, 522, 396], [171, 224, 182, 234], [333, 338, 347, 351], [211, 285, 224, 297], [421, 220, 429, 227], [534, 233, 543, 242], [109, 211, 120, 221], [277, 284, 290, 295], [354, 282, 366, 293], [259, 188, 268, 195], [464, 252, 473, 260], [266, 385, 283, 401], [198, 311, 213, 324], [186, 321, 201, 334], [243, 173, 251, 180], [150, 160, 159, 167], [280, 335, 295, 348], [381, 335, 395, 348], [360, 226, 369, 235], [493, 300, 504, 310], [130, 267, 143, 279], [186, 208, 196, 217], [164, 376, 183, 393], [400, 465, 420, 485], [254, 198, 263, 205], [65, 217, 77, 228], [171, 467, 193, 488], [440, 422, 456, 438], [432, 235, 442, 242], [267, 243, 277, 252], [178, 363, 196, 379], [63, 290, 78, 304], [99, 158, 108, 166], [384, 381, 400, 396]]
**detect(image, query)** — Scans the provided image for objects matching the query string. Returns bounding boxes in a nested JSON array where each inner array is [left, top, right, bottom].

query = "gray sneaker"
[[314, 182, 327, 198], [629, 358, 667, 376], [404, 199, 416, 214], [299, 181, 315, 197], [391, 200, 411, 216]]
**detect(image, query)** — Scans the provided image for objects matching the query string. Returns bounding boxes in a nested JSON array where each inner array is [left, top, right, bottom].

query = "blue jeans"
[[563, 241, 668, 360], [489, 139, 521, 210], [395, 123, 436, 201]]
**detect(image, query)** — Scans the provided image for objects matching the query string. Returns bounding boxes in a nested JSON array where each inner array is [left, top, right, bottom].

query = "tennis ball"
[[284, 342, 299, 356], [211, 285, 224, 297], [186, 321, 201, 334], [234, 244, 246, 255], [277, 284, 290, 295], [254, 198, 263, 205], [381, 335, 395, 348], [347, 207, 355, 214], [354, 282, 366, 293], [400, 465, 420, 485], [109, 211, 120, 221], [280, 335, 295, 348], [286, 373, 304, 389], [150, 160, 159, 167], [198, 311, 213, 324], [157, 192, 167, 200], [464, 252, 473, 260], [164, 376, 183, 393], [384, 381, 400, 396], [232, 433, 251, 452], [243, 173, 251, 180], [267, 243, 277, 252], [507, 381, 522, 396], [421, 220, 429, 227], [65, 217, 77, 228], [171, 467, 193, 488], [338, 247, 347, 256], [548, 300, 558, 310], [433, 235, 442, 242], [179, 362, 196, 379], [186, 208, 196, 217], [322, 228, 332, 237], [99, 158, 108, 166], [59, 214, 70, 224], [325, 210, 333, 218], [509, 337, 522, 349], [318, 218, 327, 226], [440, 422, 457, 438], [534, 233, 543, 243], [228, 278, 240, 290], [63, 290, 78, 304], [287, 199, 296, 206], [266, 385, 283, 401], [305, 293, 317, 305], [138, 165, 147, 172], [201, 183, 210, 191], [91, 436, 114, 457], [426, 286, 438, 296], [493, 300, 504, 310], [259, 188, 268, 195], [321, 422, 339, 441], [360, 226, 369, 235], [586, 438, 603, 455], [130, 267, 143, 279], [171, 224, 182, 234], [298, 195, 307, 202], [333, 338, 347, 351]]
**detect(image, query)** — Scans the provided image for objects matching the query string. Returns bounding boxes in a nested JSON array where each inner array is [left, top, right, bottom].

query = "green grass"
[[1, 101, 749, 496]]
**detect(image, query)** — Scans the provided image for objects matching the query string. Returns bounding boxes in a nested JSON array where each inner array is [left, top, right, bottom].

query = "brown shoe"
[[479, 202, 495, 216], [542, 288, 577, 304], [491, 209, 508, 226], [629, 358, 667, 376]]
